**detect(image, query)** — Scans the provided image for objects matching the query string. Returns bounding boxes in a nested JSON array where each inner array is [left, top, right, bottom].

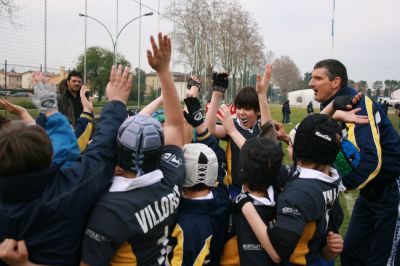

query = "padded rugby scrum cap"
[[183, 143, 218, 187], [293, 114, 341, 165], [116, 114, 164, 174]]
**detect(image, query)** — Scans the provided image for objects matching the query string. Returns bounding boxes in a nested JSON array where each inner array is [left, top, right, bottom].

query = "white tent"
[[287, 89, 319, 107], [391, 89, 400, 102]]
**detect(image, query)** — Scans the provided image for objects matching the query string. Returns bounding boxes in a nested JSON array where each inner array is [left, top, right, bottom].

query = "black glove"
[[187, 77, 201, 91], [183, 97, 204, 127], [212, 72, 229, 93], [333, 95, 358, 111], [232, 192, 253, 212]]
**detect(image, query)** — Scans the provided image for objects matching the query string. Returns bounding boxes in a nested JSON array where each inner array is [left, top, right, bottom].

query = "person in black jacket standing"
[[57, 70, 83, 128], [282, 100, 291, 123], [307, 101, 314, 115]]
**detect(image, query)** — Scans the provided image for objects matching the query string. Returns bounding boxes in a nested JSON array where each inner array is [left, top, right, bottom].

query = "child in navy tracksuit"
[[168, 97, 231, 266]]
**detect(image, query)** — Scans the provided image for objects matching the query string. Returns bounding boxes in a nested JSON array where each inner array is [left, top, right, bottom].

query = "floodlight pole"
[[79, 11, 153, 74]]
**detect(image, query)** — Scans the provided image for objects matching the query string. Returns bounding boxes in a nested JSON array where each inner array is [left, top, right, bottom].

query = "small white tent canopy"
[[391, 89, 400, 102], [287, 89, 319, 107]]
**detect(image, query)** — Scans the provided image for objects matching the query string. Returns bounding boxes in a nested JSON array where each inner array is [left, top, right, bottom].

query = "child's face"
[[236, 107, 259, 129]]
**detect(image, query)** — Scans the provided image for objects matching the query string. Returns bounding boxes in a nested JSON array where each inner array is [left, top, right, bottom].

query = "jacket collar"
[[298, 167, 340, 183], [109, 170, 164, 192], [65, 87, 80, 99], [320, 85, 357, 110]]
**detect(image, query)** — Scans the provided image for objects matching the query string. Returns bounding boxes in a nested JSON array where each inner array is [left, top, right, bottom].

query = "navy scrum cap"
[[116, 114, 164, 174], [293, 114, 341, 165]]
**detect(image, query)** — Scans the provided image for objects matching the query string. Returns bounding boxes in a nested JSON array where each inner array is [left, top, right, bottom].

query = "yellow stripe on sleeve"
[[193, 235, 212, 266], [170, 224, 184, 266], [111, 241, 137, 266], [358, 97, 382, 189], [77, 122, 93, 152]]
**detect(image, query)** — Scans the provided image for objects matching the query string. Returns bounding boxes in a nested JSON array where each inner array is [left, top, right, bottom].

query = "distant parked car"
[[11, 92, 30, 97], [0, 91, 5, 96]]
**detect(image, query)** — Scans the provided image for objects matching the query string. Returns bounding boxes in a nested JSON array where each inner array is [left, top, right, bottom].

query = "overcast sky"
[[1, 0, 399, 87]]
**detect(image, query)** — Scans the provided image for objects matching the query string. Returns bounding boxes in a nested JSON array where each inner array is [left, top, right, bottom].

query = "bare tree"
[[166, 0, 222, 75], [0, 0, 19, 25], [166, 0, 266, 99], [271, 55, 302, 100]]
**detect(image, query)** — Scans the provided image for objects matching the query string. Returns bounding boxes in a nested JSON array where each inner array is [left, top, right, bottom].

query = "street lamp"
[[78, 11, 153, 67]]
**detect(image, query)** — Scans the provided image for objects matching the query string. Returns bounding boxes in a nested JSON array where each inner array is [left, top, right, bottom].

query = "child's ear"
[[114, 165, 124, 176]]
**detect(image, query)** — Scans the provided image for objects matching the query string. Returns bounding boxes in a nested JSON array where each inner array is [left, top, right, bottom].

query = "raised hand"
[[147, 33, 171, 73], [216, 104, 235, 135], [31, 71, 48, 85], [105, 65, 133, 105], [256, 64, 272, 95], [186, 76, 201, 97], [183, 97, 204, 128], [187, 76, 201, 90], [0, 99, 35, 125], [273, 120, 290, 144], [212, 72, 229, 93], [333, 92, 363, 111], [332, 108, 369, 124], [80, 85, 94, 113], [31, 72, 58, 113], [0, 99, 27, 117]]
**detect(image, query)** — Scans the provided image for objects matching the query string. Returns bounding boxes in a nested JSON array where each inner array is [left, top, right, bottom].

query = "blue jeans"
[[282, 113, 291, 124]]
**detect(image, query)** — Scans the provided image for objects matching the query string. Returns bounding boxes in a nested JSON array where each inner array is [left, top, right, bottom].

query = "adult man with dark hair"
[[58, 70, 83, 127], [309, 59, 400, 266]]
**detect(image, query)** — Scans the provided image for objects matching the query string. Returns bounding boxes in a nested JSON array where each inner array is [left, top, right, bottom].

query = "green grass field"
[[2, 99, 399, 265]]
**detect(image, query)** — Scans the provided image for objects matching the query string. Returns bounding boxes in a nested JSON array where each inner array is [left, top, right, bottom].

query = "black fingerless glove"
[[212, 72, 229, 93], [183, 97, 204, 127], [232, 192, 253, 212], [333, 95, 358, 111], [187, 77, 201, 91]]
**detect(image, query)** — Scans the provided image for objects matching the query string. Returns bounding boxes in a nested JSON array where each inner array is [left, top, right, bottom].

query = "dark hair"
[[0, 115, 10, 130], [67, 70, 82, 81], [183, 183, 211, 192], [0, 123, 53, 175], [239, 138, 284, 193], [314, 59, 348, 88], [58, 78, 68, 94], [234, 86, 260, 113]]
